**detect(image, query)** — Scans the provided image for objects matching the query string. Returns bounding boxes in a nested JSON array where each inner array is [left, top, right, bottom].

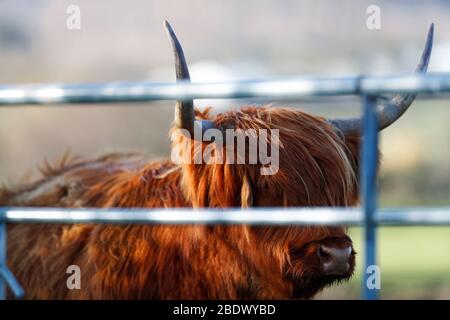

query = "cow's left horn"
[[329, 23, 434, 135], [164, 20, 217, 140]]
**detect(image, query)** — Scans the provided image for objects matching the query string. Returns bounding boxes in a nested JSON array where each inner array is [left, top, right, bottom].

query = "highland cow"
[[1, 21, 433, 299]]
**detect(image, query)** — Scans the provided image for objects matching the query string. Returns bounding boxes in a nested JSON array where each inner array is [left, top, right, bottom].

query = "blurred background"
[[0, 0, 449, 299]]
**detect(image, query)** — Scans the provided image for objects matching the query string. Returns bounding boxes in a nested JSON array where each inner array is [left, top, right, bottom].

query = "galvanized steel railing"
[[1, 73, 450, 300], [0, 73, 449, 105]]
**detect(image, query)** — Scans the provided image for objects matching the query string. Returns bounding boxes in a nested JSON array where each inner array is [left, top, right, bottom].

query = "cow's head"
[[165, 21, 433, 298]]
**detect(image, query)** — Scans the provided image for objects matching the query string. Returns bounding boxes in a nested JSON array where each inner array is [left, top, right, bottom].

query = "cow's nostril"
[[317, 245, 331, 261], [317, 245, 352, 275]]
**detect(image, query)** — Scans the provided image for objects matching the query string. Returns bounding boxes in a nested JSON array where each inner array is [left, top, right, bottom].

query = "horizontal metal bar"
[[1, 207, 449, 226], [376, 208, 450, 225], [0, 76, 358, 105], [362, 73, 450, 95], [0, 73, 450, 105]]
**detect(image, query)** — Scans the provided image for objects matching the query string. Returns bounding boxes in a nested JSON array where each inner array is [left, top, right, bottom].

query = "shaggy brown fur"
[[3, 106, 359, 299]]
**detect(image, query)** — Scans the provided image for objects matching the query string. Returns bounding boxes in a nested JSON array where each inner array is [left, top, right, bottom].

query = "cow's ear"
[[343, 133, 363, 205], [240, 174, 253, 208]]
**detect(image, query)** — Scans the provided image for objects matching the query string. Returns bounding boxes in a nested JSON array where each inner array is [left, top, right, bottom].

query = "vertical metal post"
[[0, 215, 25, 300], [361, 95, 379, 300], [0, 222, 6, 299]]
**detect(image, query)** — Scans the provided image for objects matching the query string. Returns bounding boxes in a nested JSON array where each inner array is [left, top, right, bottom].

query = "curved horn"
[[164, 20, 217, 139], [329, 23, 434, 135]]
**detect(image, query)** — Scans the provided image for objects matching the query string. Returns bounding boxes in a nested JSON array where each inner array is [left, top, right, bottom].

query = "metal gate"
[[1, 73, 450, 300]]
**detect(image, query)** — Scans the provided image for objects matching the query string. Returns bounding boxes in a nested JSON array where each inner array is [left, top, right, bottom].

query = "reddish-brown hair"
[[3, 105, 359, 299]]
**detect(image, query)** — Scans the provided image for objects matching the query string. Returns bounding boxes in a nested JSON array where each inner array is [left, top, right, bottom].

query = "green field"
[[317, 226, 450, 299]]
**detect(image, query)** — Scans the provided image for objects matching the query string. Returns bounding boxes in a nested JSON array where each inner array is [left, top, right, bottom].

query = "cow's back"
[[3, 152, 190, 299]]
